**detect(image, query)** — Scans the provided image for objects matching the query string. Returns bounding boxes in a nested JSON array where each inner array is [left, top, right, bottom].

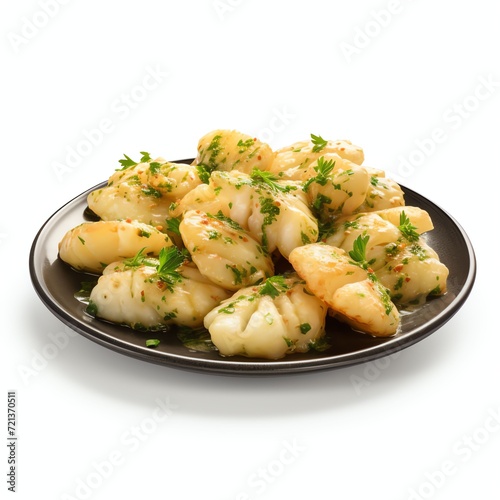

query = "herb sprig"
[[303, 156, 336, 192], [398, 211, 420, 242], [259, 275, 289, 298], [311, 134, 328, 153], [250, 168, 296, 193], [122, 247, 157, 268], [348, 235, 394, 315], [117, 151, 152, 171], [156, 247, 186, 290]]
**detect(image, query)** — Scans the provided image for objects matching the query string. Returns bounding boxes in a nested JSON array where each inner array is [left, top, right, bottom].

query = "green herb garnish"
[[303, 156, 336, 192], [250, 168, 296, 193], [259, 275, 289, 298], [311, 133, 328, 153], [299, 323, 312, 334], [398, 211, 420, 242], [156, 247, 185, 290], [207, 211, 245, 232], [348, 234, 370, 268], [117, 151, 152, 170], [122, 247, 156, 268], [166, 217, 182, 236]]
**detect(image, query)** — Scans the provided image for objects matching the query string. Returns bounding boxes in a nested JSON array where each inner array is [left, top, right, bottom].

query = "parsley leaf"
[[122, 247, 157, 268], [196, 164, 211, 184], [149, 162, 162, 175], [166, 217, 182, 236], [118, 154, 137, 170], [259, 276, 289, 298], [207, 211, 245, 231], [117, 151, 152, 170], [311, 134, 328, 153], [398, 211, 420, 242], [303, 156, 336, 192], [156, 247, 185, 290], [349, 234, 369, 265], [237, 138, 255, 153], [250, 168, 296, 193]]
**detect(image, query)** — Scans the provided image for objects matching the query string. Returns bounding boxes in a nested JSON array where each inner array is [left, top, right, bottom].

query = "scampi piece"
[[173, 169, 318, 259], [301, 154, 370, 218], [179, 209, 274, 290], [58, 219, 173, 274], [270, 134, 365, 180], [204, 274, 328, 359], [88, 152, 203, 228], [325, 208, 448, 304], [289, 242, 400, 337], [88, 247, 231, 331], [195, 129, 275, 174]]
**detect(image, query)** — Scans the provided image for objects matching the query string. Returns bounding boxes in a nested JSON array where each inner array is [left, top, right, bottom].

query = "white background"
[[1, 1, 498, 499]]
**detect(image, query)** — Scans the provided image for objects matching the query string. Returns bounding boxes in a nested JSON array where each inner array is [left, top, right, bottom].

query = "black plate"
[[29, 163, 476, 375]]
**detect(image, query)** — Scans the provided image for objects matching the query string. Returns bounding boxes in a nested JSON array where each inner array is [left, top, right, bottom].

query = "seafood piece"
[[302, 154, 370, 218], [58, 220, 172, 273], [88, 248, 231, 330], [204, 274, 327, 359], [195, 129, 275, 173], [289, 242, 400, 337], [270, 135, 364, 180], [179, 210, 274, 290]]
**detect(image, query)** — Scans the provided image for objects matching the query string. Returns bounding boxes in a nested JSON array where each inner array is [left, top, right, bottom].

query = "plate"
[[29, 161, 476, 375]]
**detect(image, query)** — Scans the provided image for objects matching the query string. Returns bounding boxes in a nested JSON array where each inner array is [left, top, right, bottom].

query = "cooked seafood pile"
[[58, 130, 449, 359]]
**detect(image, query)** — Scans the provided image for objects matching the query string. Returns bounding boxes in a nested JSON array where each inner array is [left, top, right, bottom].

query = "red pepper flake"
[[126, 218, 132, 223], [405, 277, 411, 282], [393, 264, 404, 272], [257, 155, 262, 160]]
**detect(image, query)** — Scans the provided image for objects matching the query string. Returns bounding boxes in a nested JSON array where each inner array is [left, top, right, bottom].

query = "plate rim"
[[29, 169, 477, 376]]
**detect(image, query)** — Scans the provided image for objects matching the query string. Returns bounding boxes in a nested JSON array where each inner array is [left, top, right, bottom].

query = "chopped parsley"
[[148, 162, 162, 175], [141, 185, 163, 198], [146, 339, 161, 348], [299, 323, 312, 334], [86, 300, 98, 317], [237, 138, 255, 153], [196, 164, 211, 184], [207, 211, 244, 232], [259, 196, 280, 251]]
